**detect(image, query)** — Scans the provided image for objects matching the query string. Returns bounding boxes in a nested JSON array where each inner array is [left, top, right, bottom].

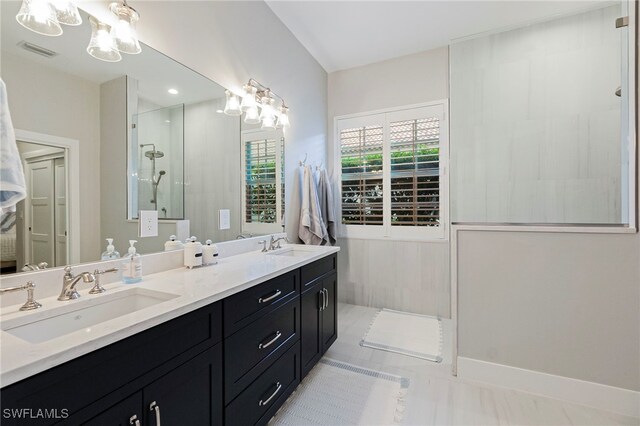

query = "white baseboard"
[[457, 357, 640, 419]]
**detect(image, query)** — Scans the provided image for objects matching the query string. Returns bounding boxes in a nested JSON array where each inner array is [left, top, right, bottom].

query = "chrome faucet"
[[58, 266, 95, 301], [0, 281, 42, 311], [269, 236, 288, 250]]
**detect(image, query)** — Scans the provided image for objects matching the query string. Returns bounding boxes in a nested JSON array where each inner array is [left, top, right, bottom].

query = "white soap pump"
[[202, 239, 219, 265], [101, 238, 121, 260], [122, 240, 142, 283], [183, 236, 203, 269]]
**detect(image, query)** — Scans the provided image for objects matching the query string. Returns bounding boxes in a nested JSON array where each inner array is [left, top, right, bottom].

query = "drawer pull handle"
[[129, 414, 141, 426], [259, 381, 282, 407], [258, 289, 281, 304], [323, 288, 329, 310], [320, 289, 325, 311], [149, 401, 161, 426], [259, 330, 282, 349]]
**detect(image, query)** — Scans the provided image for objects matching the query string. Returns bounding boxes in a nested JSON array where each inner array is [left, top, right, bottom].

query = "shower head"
[[159, 170, 166, 176], [145, 150, 164, 160]]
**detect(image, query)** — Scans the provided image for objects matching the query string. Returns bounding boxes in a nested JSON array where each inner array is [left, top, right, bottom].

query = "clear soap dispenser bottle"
[[101, 238, 121, 260], [122, 240, 142, 284]]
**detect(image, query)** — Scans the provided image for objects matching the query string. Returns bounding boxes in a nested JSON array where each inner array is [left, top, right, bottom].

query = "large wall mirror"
[[0, 2, 285, 275]]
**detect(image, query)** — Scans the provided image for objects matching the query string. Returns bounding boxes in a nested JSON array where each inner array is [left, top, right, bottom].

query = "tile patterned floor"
[[316, 303, 639, 426]]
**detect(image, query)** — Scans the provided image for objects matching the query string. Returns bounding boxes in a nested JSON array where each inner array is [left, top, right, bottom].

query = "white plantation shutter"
[[336, 103, 448, 239], [242, 130, 284, 233], [389, 117, 441, 227], [340, 124, 385, 226]]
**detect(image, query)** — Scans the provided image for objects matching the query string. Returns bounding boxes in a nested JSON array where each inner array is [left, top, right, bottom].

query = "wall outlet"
[[139, 210, 158, 238], [219, 209, 230, 230]]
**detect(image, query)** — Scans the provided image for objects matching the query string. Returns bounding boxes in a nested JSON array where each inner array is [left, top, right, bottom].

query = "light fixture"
[[224, 90, 242, 116], [240, 84, 257, 111], [109, 0, 141, 54], [168, 88, 179, 95], [244, 105, 261, 124], [16, 0, 63, 36], [226, 79, 291, 129], [51, 0, 82, 26], [86, 16, 121, 62], [276, 105, 290, 129]]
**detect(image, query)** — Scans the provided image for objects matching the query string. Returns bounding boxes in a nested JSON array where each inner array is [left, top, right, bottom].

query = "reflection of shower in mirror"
[[140, 143, 167, 211]]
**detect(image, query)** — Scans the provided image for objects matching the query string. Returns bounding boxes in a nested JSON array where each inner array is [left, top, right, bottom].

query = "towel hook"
[[299, 153, 307, 167]]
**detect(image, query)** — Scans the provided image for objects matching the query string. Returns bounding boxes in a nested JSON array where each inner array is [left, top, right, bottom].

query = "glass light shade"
[[259, 96, 275, 121], [224, 90, 242, 116], [87, 17, 122, 62], [240, 85, 257, 111], [51, 0, 82, 25], [109, 1, 141, 54], [276, 106, 290, 129], [16, 0, 63, 36], [244, 105, 261, 124], [261, 115, 276, 130]]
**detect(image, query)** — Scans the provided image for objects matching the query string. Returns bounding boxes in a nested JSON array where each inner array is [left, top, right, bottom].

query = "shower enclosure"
[[130, 103, 185, 219]]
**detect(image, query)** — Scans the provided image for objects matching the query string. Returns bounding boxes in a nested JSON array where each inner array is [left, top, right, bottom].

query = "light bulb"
[[244, 105, 261, 124], [87, 16, 121, 62], [276, 106, 290, 129], [224, 90, 242, 116], [261, 115, 276, 130], [109, 1, 141, 54], [51, 0, 81, 25], [16, 0, 63, 36], [240, 85, 257, 111]]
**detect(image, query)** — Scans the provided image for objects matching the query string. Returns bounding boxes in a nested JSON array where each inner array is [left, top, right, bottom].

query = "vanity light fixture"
[[51, 0, 82, 26], [227, 79, 291, 129], [224, 90, 242, 116], [109, 0, 141, 55], [87, 16, 121, 62], [16, 0, 63, 36]]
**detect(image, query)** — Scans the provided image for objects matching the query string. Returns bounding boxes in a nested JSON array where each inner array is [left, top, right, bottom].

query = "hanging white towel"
[[286, 166, 304, 243], [317, 169, 336, 245], [298, 165, 326, 245], [0, 78, 26, 210]]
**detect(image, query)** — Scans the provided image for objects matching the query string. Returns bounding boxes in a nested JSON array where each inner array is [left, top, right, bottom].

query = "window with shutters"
[[242, 129, 285, 234], [336, 102, 448, 239]]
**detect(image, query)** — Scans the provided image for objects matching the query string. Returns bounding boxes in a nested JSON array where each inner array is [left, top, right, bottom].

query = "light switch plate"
[[219, 209, 230, 230], [139, 210, 158, 237]]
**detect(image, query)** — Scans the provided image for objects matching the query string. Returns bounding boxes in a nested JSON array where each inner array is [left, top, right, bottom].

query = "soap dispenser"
[[165, 235, 184, 251], [183, 236, 203, 269], [101, 238, 121, 260], [202, 239, 219, 265], [122, 240, 142, 283]]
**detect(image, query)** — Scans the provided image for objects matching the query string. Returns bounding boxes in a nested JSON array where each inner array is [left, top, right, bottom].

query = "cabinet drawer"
[[225, 344, 300, 426], [0, 302, 222, 426], [301, 254, 336, 289], [225, 297, 299, 403], [223, 270, 299, 337]]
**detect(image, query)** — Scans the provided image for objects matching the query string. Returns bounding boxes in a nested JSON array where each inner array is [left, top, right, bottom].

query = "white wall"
[[328, 47, 451, 317], [451, 5, 623, 224], [1, 52, 101, 262]]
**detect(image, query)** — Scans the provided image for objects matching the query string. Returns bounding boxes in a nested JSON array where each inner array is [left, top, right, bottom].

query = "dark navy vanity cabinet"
[[0, 253, 337, 426]]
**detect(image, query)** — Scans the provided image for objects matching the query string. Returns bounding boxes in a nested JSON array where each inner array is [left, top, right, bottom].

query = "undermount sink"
[[2, 288, 179, 344], [267, 245, 317, 257]]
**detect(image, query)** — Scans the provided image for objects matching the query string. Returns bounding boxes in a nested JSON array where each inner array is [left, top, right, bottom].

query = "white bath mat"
[[360, 308, 443, 362], [270, 358, 409, 425]]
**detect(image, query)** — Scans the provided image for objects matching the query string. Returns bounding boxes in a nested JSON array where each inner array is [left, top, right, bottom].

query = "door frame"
[[15, 129, 80, 265]]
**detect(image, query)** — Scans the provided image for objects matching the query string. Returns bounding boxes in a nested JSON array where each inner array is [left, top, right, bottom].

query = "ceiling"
[[1, 1, 225, 107], [265, 0, 614, 72]]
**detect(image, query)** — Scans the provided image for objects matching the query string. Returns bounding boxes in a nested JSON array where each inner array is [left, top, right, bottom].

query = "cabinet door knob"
[[149, 401, 161, 426], [129, 414, 141, 426], [258, 289, 281, 304], [258, 330, 282, 349], [258, 381, 282, 407]]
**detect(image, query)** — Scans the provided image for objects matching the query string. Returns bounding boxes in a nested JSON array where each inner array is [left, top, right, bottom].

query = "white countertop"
[[0, 244, 339, 387]]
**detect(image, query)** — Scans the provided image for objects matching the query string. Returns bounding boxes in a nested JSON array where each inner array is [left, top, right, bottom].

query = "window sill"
[[336, 234, 449, 243], [451, 223, 637, 235]]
